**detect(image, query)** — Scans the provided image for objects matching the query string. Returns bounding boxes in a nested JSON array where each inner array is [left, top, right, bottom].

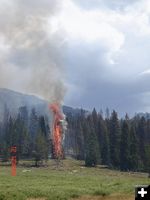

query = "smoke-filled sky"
[[0, 0, 66, 103], [0, 0, 150, 116]]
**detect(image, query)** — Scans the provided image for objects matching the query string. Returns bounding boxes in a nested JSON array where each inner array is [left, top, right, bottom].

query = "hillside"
[[0, 88, 87, 158], [1, 88, 149, 173], [0, 88, 49, 121], [0, 88, 83, 121]]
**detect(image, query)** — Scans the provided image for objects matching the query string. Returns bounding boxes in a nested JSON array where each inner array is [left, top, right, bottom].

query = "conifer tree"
[[137, 117, 146, 169], [101, 121, 110, 165], [97, 114, 110, 165], [120, 119, 130, 171], [85, 115, 99, 167], [33, 130, 48, 167], [129, 124, 139, 171], [29, 108, 38, 140], [109, 111, 121, 168]]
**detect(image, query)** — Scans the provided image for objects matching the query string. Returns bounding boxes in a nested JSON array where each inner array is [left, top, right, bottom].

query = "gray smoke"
[[0, 0, 66, 103]]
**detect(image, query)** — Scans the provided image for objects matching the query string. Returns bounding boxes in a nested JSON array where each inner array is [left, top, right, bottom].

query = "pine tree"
[[75, 116, 85, 160], [21, 127, 30, 159], [92, 108, 101, 163], [13, 113, 29, 161], [84, 115, 99, 167], [97, 114, 110, 165], [109, 110, 121, 168], [137, 117, 146, 170], [144, 144, 150, 176], [39, 116, 47, 137], [33, 130, 48, 167], [29, 108, 38, 140], [101, 121, 110, 165], [120, 119, 130, 171], [129, 125, 139, 171]]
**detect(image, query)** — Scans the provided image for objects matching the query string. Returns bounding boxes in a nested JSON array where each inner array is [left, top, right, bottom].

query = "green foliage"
[[85, 115, 99, 167], [0, 160, 149, 200], [109, 111, 121, 168], [98, 115, 110, 165], [145, 145, 150, 175], [33, 130, 48, 167], [64, 108, 150, 172], [1, 105, 150, 173], [120, 119, 130, 171], [128, 125, 139, 171], [1, 142, 10, 162], [0, 106, 49, 165], [137, 117, 146, 168], [85, 130, 99, 167]]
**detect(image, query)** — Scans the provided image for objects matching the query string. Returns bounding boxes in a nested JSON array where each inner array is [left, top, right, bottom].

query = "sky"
[[0, 0, 150, 116], [57, 0, 150, 116]]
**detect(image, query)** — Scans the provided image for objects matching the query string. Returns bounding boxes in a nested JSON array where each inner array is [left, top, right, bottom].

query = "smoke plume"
[[0, 0, 66, 103]]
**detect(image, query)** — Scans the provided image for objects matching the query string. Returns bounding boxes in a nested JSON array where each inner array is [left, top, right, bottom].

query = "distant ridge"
[[0, 88, 50, 120], [0, 88, 85, 121]]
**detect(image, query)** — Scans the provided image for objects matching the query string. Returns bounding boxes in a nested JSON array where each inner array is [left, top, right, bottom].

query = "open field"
[[0, 159, 149, 200]]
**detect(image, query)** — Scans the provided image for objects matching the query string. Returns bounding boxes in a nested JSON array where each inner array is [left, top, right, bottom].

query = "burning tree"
[[50, 103, 66, 160]]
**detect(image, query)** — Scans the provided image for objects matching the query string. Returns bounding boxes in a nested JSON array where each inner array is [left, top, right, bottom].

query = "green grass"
[[0, 159, 149, 200]]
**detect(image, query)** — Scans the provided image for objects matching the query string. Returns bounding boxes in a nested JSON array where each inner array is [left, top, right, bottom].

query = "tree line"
[[0, 105, 50, 166], [0, 105, 150, 174], [67, 108, 150, 174]]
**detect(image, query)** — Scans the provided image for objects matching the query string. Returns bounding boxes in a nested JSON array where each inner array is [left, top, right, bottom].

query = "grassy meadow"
[[0, 159, 149, 200]]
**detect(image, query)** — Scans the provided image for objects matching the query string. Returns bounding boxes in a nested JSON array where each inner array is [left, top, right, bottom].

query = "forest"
[[0, 105, 150, 174]]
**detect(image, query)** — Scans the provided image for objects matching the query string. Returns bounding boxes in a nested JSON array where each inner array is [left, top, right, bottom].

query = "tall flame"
[[50, 103, 64, 159]]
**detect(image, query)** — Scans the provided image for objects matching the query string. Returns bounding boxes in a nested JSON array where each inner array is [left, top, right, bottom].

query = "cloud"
[[60, 0, 150, 115], [0, 0, 66, 103], [0, 0, 150, 115]]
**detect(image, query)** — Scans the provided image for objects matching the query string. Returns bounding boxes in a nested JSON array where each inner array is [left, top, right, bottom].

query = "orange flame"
[[50, 103, 63, 159]]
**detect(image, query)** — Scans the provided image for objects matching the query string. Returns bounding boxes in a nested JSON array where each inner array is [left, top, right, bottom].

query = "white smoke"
[[0, 0, 66, 103], [60, 114, 68, 146]]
